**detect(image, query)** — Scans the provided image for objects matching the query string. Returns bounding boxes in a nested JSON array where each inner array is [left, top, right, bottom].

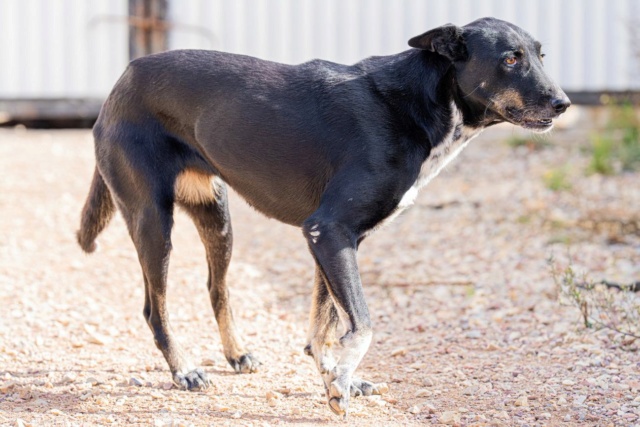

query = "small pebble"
[[573, 395, 587, 406], [391, 347, 408, 357], [537, 412, 551, 420], [423, 403, 436, 414], [201, 358, 216, 367], [415, 388, 431, 397], [84, 324, 112, 345], [365, 396, 386, 407], [266, 390, 281, 400], [266, 390, 281, 407], [85, 377, 99, 386], [495, 410, 510, 420], [439, 411, 461, 425], [466, 330, 482, 339], [463, 385, 479, 395], [611, 383, 630, 391], [605, 402, 620, 410], [62, 373, 77, 384], [377, 383, 389, 394], [422, 378, 434, 387], [0, 381, 16, 393]]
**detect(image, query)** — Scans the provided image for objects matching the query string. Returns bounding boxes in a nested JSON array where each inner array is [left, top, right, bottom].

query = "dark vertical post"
[[128, 0, 146, 60], [149, 0, 168, 55], [128, 0, 168, 61]]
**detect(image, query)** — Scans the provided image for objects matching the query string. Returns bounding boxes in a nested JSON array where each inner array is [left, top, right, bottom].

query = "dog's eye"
[[504, 56, 517, 66]]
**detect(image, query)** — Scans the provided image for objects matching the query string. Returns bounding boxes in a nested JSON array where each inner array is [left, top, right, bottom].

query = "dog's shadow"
[[2, 368, 332, 424]]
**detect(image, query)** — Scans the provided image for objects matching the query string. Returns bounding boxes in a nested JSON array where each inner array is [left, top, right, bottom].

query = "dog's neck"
[[362, 50, 502, 147]]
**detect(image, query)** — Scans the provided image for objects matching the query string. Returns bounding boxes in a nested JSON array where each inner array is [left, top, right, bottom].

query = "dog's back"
[[91, 49, 403, 227]]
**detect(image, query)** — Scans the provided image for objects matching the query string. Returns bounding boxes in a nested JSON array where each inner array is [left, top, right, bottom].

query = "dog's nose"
[[551, 97, 571, 114]]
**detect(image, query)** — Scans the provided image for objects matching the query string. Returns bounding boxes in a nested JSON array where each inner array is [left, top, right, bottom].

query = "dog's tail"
[[77, 167, 115, 253]]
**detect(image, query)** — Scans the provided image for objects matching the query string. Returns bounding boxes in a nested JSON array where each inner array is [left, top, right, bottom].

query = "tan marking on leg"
[[307, 269, 339, 375], [308, 304, 338, 374], [174, 170, 220, 205], [216, 304, 246, 359]]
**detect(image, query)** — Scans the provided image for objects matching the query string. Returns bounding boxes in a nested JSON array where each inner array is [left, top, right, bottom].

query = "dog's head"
[[409, 17, 570, 132]]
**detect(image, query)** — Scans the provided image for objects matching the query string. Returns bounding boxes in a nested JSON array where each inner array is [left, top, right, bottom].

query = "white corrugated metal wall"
[[169, 0, 640, 93], [0, 0, 128, 98], [1, 0, 639, 99]]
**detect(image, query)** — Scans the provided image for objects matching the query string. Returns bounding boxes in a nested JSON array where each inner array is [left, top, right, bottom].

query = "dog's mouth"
[[520, 117, 553, 131], [503, 108, 554, 133]]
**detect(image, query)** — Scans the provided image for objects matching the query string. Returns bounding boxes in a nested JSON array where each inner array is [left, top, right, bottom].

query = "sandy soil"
[[0, 123, 639, 427]]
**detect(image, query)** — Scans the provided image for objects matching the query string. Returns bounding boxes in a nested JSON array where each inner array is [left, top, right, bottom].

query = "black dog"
[[77, 17, 569, 416]]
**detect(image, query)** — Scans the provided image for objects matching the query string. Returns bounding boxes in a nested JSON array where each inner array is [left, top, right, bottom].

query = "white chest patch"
[[371, 104, 483, 234], [414, 124, 481, 191]]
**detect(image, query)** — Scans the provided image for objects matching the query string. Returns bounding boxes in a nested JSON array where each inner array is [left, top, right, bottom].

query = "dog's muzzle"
[[504, 95, 570, 133]]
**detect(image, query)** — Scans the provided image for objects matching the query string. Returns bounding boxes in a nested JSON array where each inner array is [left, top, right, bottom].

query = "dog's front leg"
[[303, 218, 375, 417], [304, 266, 383, 400]]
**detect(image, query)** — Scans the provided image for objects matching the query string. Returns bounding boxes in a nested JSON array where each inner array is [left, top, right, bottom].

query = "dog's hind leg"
[[128, 203, 211, 390], [92, 123, 212, 389], [304, 267, 339, 375], [179, 180, 259, 374]]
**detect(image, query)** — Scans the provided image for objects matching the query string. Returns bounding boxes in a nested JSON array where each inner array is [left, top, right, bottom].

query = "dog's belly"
[[194, 114, 336, 225], [176, 170, 320, 225], [225, 177, 321, 226], [208, 153, 325, 226], [171, 154, 321, 224]]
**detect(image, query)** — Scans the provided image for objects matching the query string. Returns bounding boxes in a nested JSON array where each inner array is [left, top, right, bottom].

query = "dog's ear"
[[408, 24, 467, 62]]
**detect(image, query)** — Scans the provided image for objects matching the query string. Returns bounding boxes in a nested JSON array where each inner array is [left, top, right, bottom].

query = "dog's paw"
[[322, 373, 387, 416], [320, 370, 350, 417], [349, 377, 387, 397], [173, 368, 211, 391], [327, 379, 350, 417], [228, 353, 260, 374]]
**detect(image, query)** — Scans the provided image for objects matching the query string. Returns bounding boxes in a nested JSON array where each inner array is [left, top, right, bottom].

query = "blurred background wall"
[[1, 0, 639, 125]]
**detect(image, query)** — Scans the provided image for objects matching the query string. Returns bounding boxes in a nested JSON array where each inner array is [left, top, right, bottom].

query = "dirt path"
[[0, 127, 638, 426]]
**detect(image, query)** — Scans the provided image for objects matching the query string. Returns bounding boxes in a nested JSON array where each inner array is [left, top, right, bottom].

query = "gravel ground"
[[0, 120, 639, 427]]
